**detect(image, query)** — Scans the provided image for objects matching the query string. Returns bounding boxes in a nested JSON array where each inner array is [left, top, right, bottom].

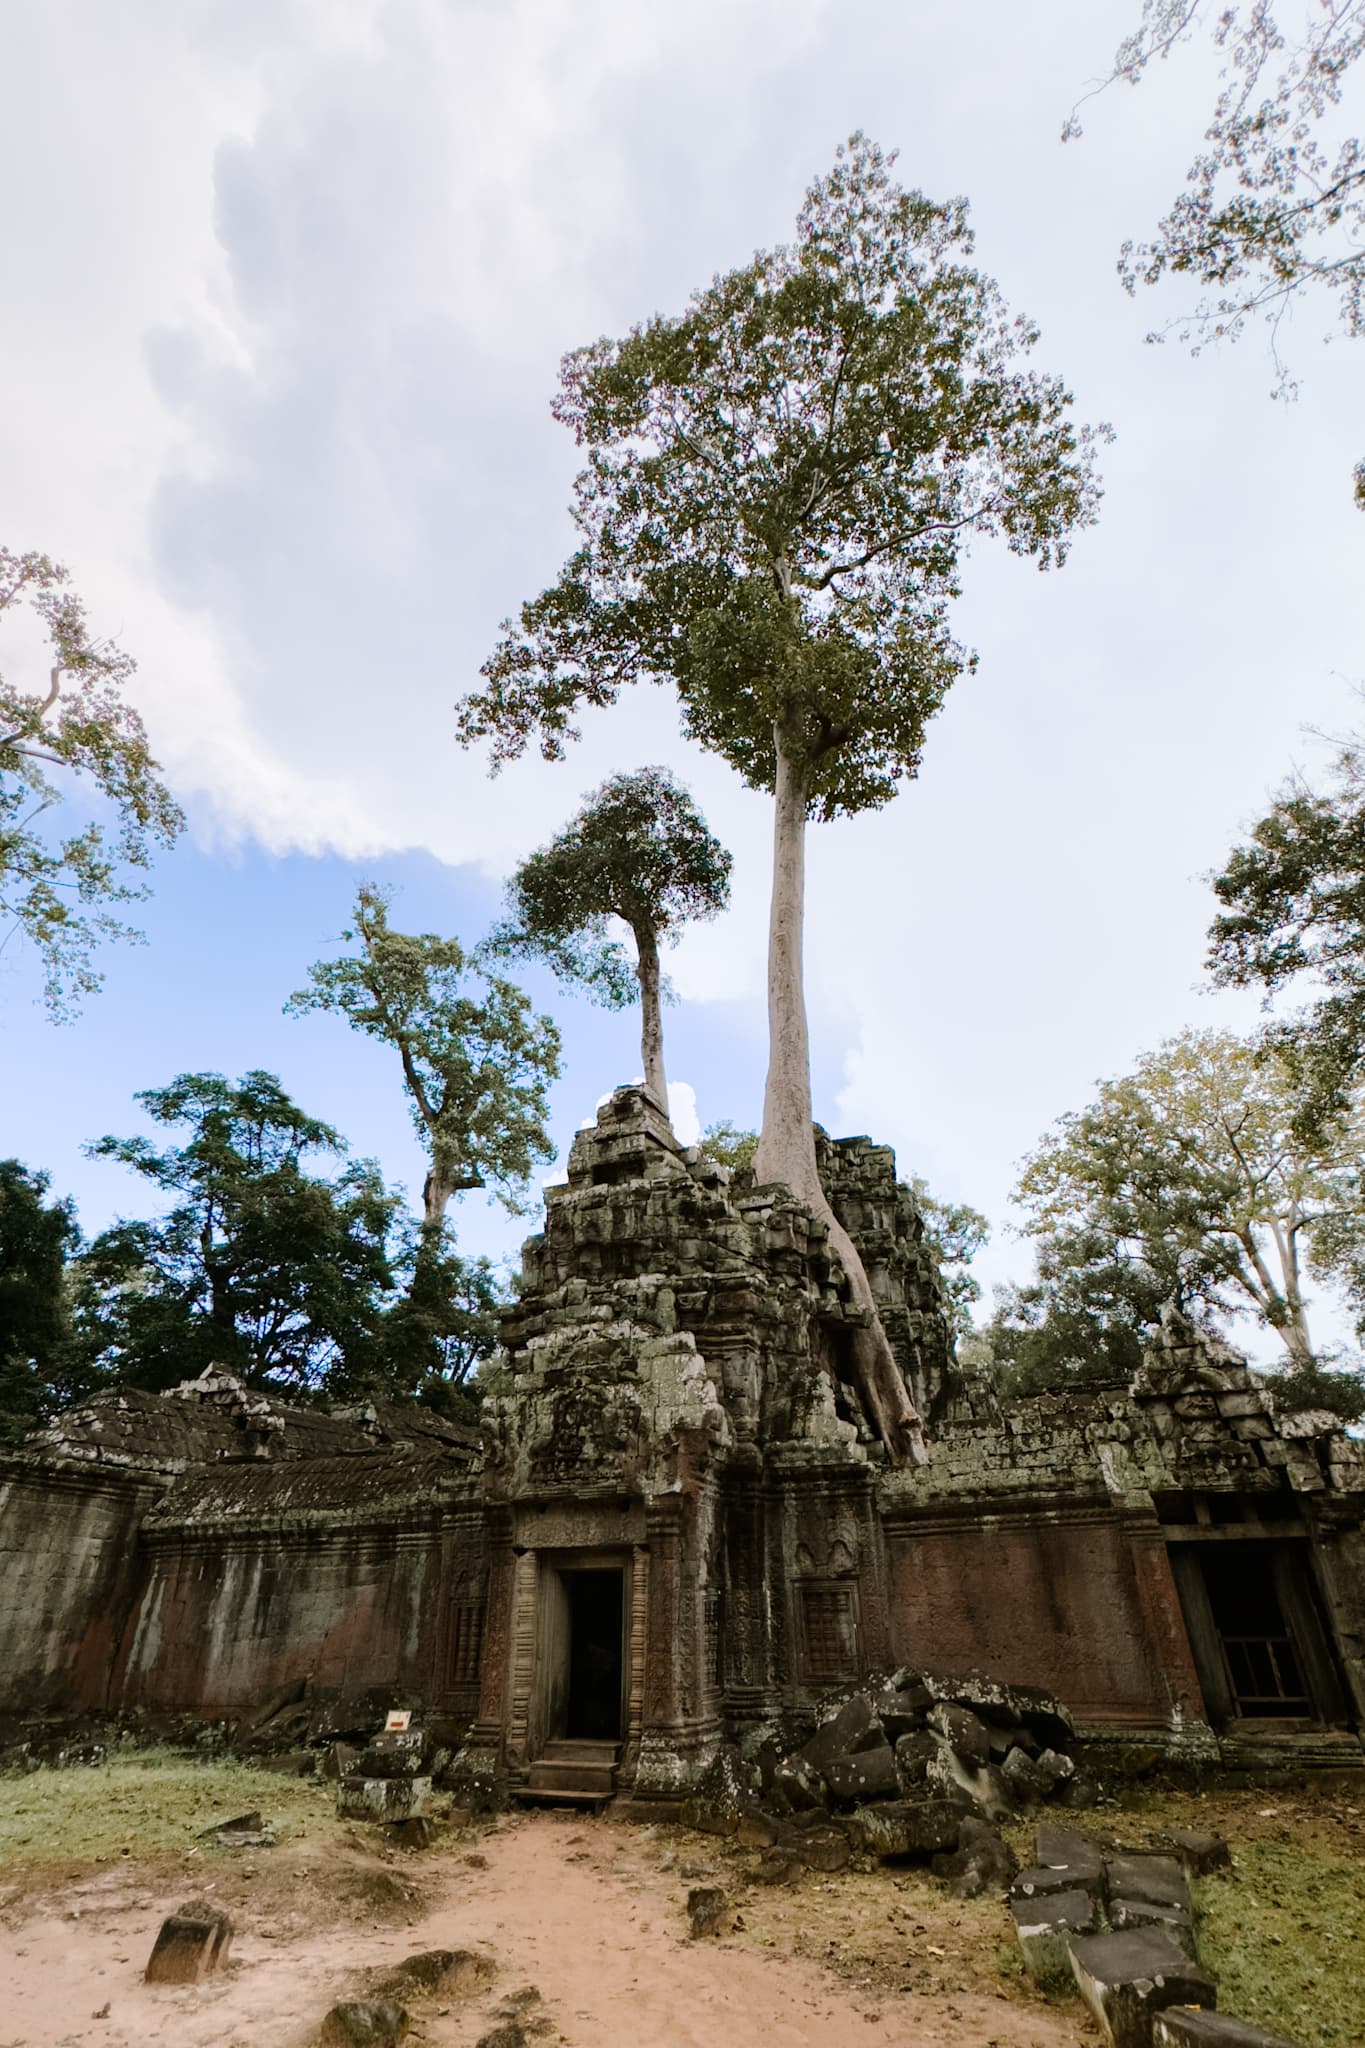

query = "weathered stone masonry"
[[2, 1086, 1363, 1786]]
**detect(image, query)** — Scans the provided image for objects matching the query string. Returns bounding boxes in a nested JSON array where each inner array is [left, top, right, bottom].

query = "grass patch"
[[1195, 1838, 1365, 2048], [0, 1748, 332, 1880]]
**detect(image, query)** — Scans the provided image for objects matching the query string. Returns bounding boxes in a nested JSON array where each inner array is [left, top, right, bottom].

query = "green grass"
[[0, 1748, 331, 1877], [1194, 1839, 1365, 2048]]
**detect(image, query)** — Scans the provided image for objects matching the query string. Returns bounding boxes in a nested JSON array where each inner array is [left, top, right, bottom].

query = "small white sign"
[[384, 1709, 412, 1732]]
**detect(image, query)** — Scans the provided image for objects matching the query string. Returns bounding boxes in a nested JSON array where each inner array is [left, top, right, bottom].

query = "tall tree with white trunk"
[[456, 136, 1105, 1460], [490, 766, 731, 1116]]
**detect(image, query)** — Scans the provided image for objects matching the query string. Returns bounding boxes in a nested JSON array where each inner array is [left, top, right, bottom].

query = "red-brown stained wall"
[[111, 1528, 442, 1713], [0, 1464, 157, 1715], [884, 1514, 1176, 1724]]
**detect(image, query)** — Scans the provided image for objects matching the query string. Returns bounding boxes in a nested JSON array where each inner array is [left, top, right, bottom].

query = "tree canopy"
[[1067, 2, 1365, 500], [1012, 1026, 1365, 1375], [457, 135, 1104, 1461], [0, 547, 184, 1015], [82, 1071, 399, 1391], [1208, 740, 1365, 1135], [0, 1160, 82, 1444], [906, 1177, 990, 1342], [288, 887, 561, 1228], [492, 766, 731, 1111]]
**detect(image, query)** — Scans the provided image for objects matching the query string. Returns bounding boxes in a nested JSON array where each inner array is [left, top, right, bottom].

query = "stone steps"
[[518, 1740, 620, 1805]]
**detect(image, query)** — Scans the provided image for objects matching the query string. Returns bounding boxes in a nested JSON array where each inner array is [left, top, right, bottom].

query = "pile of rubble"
[[681, 1667, 1085, 1895]]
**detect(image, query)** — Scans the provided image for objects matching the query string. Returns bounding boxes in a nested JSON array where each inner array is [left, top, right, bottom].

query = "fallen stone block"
[[846, 1797, 961, 1859], [1106, 1853, 1193, 1915], [749, 1848, 802, 1885], [927, 1701, 993, 1767], [1152, 2010, 1304, 2048], [319, 2001, 411, 2048], [875, 1682, 932, 1739], [336, 1776, 431, 1823], [923, 1671, 1074, 1750], [925, 1746, 1011, 1820], [681, 1743, 756, 1836], [798, 1693, 884, 1773], [1109, 1895, 1199, 1957], [823, 1742, 899, 1803], [736, 1813, 779, 1849], [1161, 1829, 1232, 1877], [687, 1884, 738, 1937], [1009, 1887, 1098, 1988], [1069, 1928, 1216, 2048], [1035, 1823, 1106, 1891], [893, 1730, 938, 1788], [932, 1817, 1017, 1899], [794, 1825, 852, 1872], [144, 1900, 233, 1984], [771, 1753, 826, 1811], [383, 1817, 433, 1851], [1002, 1745, 1054, 1804]]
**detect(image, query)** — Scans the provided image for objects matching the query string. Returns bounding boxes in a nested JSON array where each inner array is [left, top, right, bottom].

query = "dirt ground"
[[0, 1800, 1090, 2048]]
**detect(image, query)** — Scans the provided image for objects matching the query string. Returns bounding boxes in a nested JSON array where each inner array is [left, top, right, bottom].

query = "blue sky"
[[3, 0, 1363, 1353]]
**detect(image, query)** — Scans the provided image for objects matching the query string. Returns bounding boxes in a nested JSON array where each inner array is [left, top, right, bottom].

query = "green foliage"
[[1067, 3, 1364, 484], [370, 1224, 504, 1410], [288, 887, 560, 1220], [1209, 741, 1365, 1137], [79, 1071, 399, 1392], [904, 1177, 989, 1339], [491, 766, 731, 1004], [699, 1120, 759, 1174], [0, 548, 184, 1017], [1015, 1028, 1361, 1358], [0, 1159, 82, 1443], [457, 134, 1105, 817]]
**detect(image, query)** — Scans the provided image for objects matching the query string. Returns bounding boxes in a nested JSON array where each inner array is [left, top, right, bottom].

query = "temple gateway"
[[3, 1088, 1363, 1790]]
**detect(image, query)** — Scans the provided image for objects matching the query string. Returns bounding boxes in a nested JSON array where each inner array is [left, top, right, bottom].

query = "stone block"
[[927, 1701, 993, 1766], [371, 1948, 495, 2000], [1109, 1895, 1199, 1956], [772, 1753, 826, 1811], [1001, 1745, 1054, 1804], [876, 1683, 932, 1739], [336, 1775, 431, 1823], [848, 1797, 961, 1858], [1009, 1887, 1098, 1987], [144, 1900, 233, 1984], [795, 1825, 852, 1871], [687, 1885, 738, 1937], [1069, 1928, 1216, 2048], [1152, 2011, 1304, 2048], [894, 1730, 938, 1788], [1161, 1829, 1231, 1877], [736, 1813, 779, 1848], [1035, 1823, 1106, 1888], [931, 1817, 1017, 1899], [798, 1694, 878, 1773], [824, 1742, 899, 1803], [319, 2002, 411, 2048], [1106, 1853, 1193, 1915]]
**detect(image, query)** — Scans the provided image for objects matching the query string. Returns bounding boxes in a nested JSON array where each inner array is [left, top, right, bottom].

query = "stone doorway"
[[1169, 1539, 1351, 1728], [530, 1558, 627, 1758]]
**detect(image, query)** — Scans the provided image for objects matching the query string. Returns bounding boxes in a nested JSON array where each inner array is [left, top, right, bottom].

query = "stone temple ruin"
[[2, 1086, 1364, 1794]]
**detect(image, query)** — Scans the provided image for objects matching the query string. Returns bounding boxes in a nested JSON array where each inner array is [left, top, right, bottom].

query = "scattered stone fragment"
[[384, 1818, 433, 1851], [680, 1744, 754, 1837], [823, 1742, 899, 1803], [1009, 1887, 1099, 1988], [336, 1777, 432, 1824], [319, 2004, 411, 2048], [1001, 1746, 1054, 1804], [927, 1702, 993, 1768], [199, 1808, 262, 1836], [144, 1900, 233, 1985], [932, 1816, 1017, 1899], [847, 1798, 961, 1860], [1161, 1829, 1232, 1877], [793, 1825, 852, 1872], [1108, 1895, 1200, 1958], [736, 1813, 778, 1848], [370, 1949, 495, 2000], [749, 1848, 801, 1885], [474, 2028, 525, 2048], [875, 1682, 932, 1738], [1034, 1823, 1106, 1892], [771, 1753, 826, 1811], [687, 1885, 738, 1936], [1152, 2010, 1304, 2048], [1069, 1928, 1216, 2048]]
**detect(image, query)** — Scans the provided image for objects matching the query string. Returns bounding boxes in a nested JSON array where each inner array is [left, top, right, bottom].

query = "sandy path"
[[0, 1812, 1088, 2048]]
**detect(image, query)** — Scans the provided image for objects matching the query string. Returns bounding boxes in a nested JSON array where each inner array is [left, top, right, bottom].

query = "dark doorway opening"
[[564, 1570, 623, 1741], [1168, 1538, 1351, 1727], [1199, 1548, 1311, 1716]]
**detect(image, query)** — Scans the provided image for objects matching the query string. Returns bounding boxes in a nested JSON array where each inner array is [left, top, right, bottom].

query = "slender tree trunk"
[[1239, 1224, 1316, 1365], [634, 927, 668, 1115], [752, 727, 926, 1465]]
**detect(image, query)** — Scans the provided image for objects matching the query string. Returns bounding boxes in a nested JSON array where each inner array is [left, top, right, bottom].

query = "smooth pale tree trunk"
[[634, 928, 668, 1115], [752, 729, 927, 1465], [1243, 1225, 1316, 1367]]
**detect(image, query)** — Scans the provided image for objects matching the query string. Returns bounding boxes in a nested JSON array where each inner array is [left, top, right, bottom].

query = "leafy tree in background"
[[288, 888, 559, 1382], [80, 1072, 398, 1392], [491, 767, 731, 1115], [699, 1120, 759, 1175], [906, 1177, 989, 1341], [456, 135, 1105, 1461], [1209, 738, 1365, 1136], [1011, 1026, 1365, 1393], [0, 1160, 81, 1443], [0, 547, 183, 1016], [1066, 2, 1365, 501]]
